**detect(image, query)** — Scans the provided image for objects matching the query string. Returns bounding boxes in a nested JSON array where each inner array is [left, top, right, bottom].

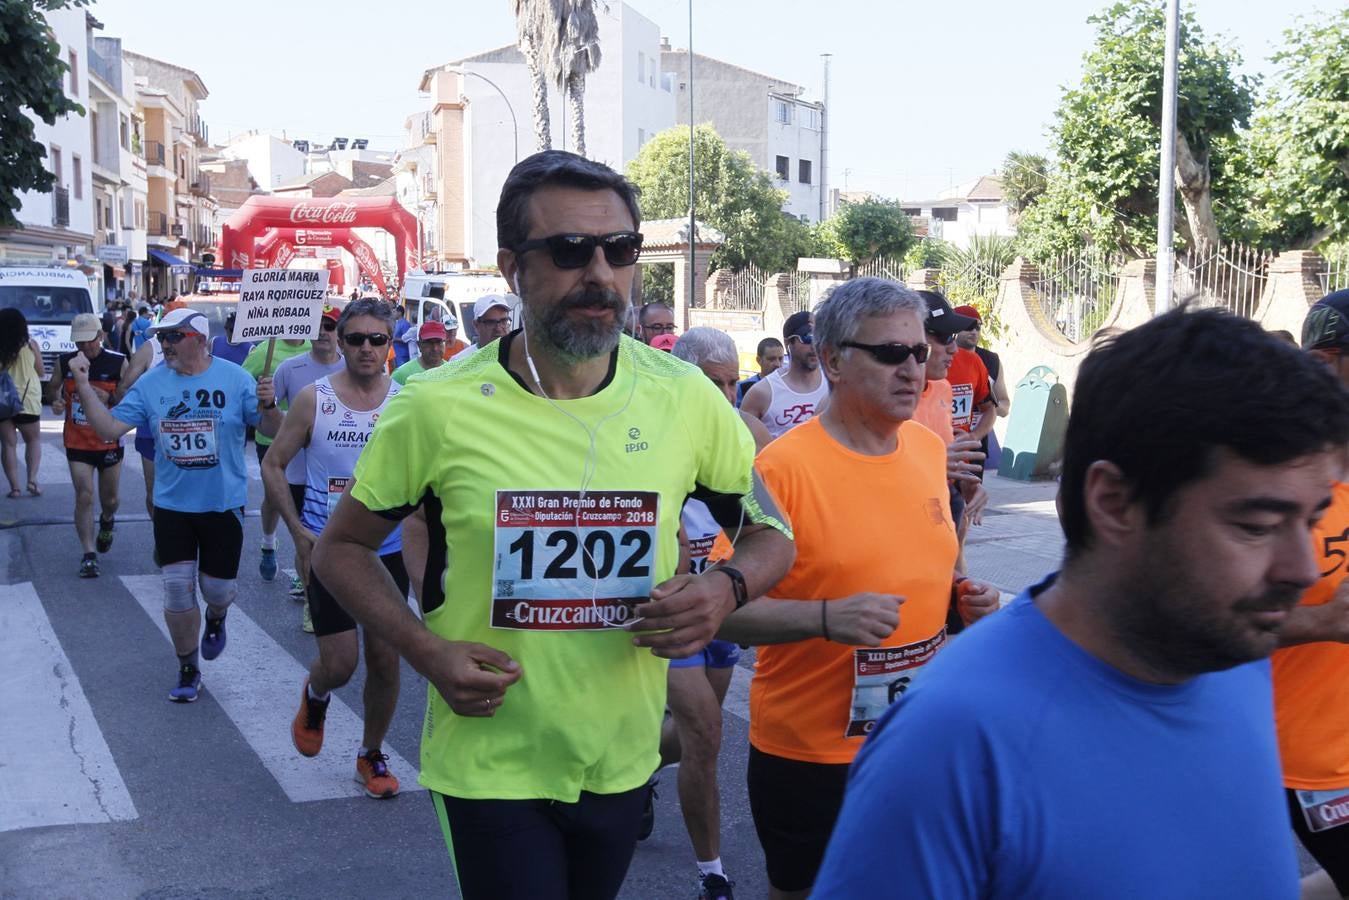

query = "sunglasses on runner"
[[841, 340, 930, 365], [513, 231, 644, 269], [789, 332, 814, 345], [320, 319, 338, 332], [925, 330, 958, 346], [342, 332, 391, 347], [156, 330, 197, 345]]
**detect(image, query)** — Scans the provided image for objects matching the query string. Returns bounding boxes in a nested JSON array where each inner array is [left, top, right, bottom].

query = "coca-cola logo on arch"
[[289, 202, 359, 225]]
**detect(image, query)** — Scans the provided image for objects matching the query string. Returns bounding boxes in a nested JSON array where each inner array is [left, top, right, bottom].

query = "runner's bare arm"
[[401, 506, 429, 603], [315, 489, 523, 717], [67, 353, 136, 443], [739, 378, 771, 421], [968, 398, 997, 441], [717, 592, 904, 647], [992, 373, 1011, 417], [631, 520, 794, 658], [113, 341, 153, 402], [739, 410, 772, 452], [1278, 579, 1349, 646], [28, 338, 45, 379], [260, 385, 314, 543]]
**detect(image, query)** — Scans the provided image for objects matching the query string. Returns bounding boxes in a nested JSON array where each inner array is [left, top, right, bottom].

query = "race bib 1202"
[[492, 489, 659, 631]]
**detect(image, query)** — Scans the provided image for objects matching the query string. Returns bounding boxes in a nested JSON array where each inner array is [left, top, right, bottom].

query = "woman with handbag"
[[0, 308, 46, 497]]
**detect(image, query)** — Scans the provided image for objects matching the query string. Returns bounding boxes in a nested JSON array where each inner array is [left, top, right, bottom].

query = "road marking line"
[[724, 665, 751, 724], [121, 575, 424, 802], [0, 582, 138, 832]]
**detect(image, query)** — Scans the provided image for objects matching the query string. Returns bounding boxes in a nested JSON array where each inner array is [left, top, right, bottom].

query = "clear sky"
[[87, 0, 1330, 201]]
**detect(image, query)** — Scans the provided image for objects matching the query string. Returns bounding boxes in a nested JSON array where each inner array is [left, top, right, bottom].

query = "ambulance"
[[0, 266, 98, 388]]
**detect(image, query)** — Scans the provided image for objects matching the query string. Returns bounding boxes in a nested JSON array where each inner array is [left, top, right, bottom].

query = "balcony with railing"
[[410, 111, 436, 147], [51, 187, 70, 228], [88, 44, 121, 92], [148, 211, 169, 237], [190, 173, 210, 197], [144, 140, 167, 168]]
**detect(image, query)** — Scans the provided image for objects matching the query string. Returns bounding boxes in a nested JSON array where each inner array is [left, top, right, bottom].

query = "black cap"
[[1302, 289, 1349, 351], [783, 310, 812, 342], [917, 290, 978, 338]]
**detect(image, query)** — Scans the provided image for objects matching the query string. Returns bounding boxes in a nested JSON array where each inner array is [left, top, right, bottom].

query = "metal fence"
[[1324, 246, 1349, 295], [855, 255, 907, 282], [1175, 243, 1273, 320], [714, 265, 768, 311], [1029, 249, 1127, 344]]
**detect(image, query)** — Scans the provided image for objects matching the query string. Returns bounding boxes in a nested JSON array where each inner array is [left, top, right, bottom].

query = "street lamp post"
[[450, 67, 520, 164]]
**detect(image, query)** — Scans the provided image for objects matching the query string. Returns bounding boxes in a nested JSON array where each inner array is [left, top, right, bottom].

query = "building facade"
[[402, 0, 673, 269], [900, 176, 1013, 249], [126, 51, 216, 299], [661, 46, 825, 222], [0, 7, 96, 280]]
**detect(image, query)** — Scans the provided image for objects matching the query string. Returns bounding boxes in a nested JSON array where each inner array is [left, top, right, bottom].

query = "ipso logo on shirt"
[[625, 426, 647, 454]]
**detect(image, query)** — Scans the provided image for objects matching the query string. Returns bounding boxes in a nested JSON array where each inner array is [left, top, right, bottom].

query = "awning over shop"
[[148, 249, 190, 267], [193, 267, 243, 278]]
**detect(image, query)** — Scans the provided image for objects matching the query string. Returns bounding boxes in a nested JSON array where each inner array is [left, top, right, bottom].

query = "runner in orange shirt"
[[718, 277, 1001, 899], [1274, 288, 1349, 899]]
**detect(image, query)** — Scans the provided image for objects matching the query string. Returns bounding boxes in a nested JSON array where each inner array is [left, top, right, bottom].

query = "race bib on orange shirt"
[[847, 627, 947, 737], [1296, 788, 1349, 833], [492, 490, 659, 631], [950, 384, 974, 432]]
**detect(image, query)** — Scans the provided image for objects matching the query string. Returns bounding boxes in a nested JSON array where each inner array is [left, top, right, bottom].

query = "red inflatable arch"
[[252, 228, 389, 296], [219, 196, 418, 285]]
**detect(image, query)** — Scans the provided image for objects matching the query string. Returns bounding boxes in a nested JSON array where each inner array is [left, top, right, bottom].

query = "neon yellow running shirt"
[[352, 334, 765, 801]]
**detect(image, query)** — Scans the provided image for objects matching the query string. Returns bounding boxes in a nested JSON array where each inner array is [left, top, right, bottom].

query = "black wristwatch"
[[708, 565, 749, 610]]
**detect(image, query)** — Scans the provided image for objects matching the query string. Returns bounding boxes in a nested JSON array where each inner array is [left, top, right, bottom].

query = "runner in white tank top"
[[758, 368, 830, 439], [741, 311, 827, 439]]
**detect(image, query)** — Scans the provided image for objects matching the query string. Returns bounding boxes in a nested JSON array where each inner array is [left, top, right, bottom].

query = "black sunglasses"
[[157, 331, 196, 345], [342, 332, 391, 347], [925, 330, 958, 346], [514, 231, 644, 269], [788, 333, 814, 345], [320, 319, 338, 332], [841, 341, 930, 365]]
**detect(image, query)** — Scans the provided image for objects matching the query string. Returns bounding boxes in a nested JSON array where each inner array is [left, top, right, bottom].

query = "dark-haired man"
[[814, 306, 1349, 900], [736, 337, 785, 406], [1272, 288, 1349, 900], [639, 301, 676, 344], [313, 150, 794, 900], [741, 311, 828, 439]]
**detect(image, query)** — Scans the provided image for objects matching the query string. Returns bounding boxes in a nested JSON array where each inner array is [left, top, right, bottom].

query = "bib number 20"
[[507, 529, 651, 580]]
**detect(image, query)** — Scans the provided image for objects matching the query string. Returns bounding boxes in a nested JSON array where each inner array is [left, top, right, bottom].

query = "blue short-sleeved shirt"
[[111, 358, 260, 513], [812, 575, 1299, 900]]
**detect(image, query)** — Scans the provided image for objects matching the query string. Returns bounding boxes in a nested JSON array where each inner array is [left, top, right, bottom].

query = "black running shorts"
[[66, 446, 125, 470], [1288, 788, 1349, 895], [152, 507, 244, 579], [430, 784, 648, 900], [747, 745, 851, 893], [306, 551, 408, 638]]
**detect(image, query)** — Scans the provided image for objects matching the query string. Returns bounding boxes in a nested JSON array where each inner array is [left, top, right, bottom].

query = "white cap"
[[473, 294, 517, 320], [148, 307, 209, 336]]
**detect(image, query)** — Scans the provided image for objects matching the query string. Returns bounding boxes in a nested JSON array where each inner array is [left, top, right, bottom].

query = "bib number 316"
[[492, 490, 659, 631]]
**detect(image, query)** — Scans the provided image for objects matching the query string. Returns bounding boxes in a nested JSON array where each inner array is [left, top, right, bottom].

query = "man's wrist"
[[706, 565, 748, 612]]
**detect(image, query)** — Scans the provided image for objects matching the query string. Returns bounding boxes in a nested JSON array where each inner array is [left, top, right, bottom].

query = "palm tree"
[[512, 0, 556, 151], [543, 0, 602, 157]]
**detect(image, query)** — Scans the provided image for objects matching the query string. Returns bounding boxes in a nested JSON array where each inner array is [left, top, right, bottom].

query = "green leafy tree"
[[817, 197, 915, 267], [0, 0, 87, 229], [1243, 10, 1349, 249], [1017, 1, 1255, 259], [1000, 152, 1050, 216], [627, 125, 806, 274]]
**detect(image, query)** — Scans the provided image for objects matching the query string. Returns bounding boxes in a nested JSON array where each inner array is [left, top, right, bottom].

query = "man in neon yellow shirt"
[[313, 151, 794, 900], [391, 320, 448, 386]]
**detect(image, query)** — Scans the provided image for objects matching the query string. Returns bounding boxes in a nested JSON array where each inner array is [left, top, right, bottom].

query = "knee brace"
[[199, 573, 237, 613], [162, 562, 198, 613]]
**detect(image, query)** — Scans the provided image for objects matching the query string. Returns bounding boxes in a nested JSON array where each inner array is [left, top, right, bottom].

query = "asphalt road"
[[0, 426, 769, 900]]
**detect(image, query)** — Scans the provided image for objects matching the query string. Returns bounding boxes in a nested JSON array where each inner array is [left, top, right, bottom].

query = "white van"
[[0, 266, 98, 384], [401, 270, 512, 344]]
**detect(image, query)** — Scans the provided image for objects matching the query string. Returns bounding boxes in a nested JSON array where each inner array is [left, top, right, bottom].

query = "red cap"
[[321, 304, 341, 322], [417, 321, 447, 341], [650, 333, 678, 352], [952, 304, 981, 323]]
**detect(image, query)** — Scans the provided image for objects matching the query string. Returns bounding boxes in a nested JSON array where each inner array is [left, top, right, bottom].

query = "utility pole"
[[687, 0, 696, 310], [819, 53, 831, 222], [1155, 0, 1180, 315]]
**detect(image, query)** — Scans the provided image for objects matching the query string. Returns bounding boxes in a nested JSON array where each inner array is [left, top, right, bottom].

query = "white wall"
[[941, 203, 1015, 249], [222, 133, 306, 190], [14, 7, 94, 242], [456, 1, 673, 265], [766, 102, 822, 221]]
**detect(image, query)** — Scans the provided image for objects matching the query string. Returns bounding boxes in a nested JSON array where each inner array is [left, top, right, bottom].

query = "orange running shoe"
[[291, 679, 329, 758], [356, 749, 399, 799]]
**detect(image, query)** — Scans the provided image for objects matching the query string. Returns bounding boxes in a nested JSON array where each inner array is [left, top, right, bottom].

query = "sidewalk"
[[965, 474, 1062, 595]]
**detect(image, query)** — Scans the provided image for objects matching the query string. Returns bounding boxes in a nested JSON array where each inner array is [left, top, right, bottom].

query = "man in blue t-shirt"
[[391, 305, 411, 368], [69, 307, 281, 703], [813, 307, 1349, 900]]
